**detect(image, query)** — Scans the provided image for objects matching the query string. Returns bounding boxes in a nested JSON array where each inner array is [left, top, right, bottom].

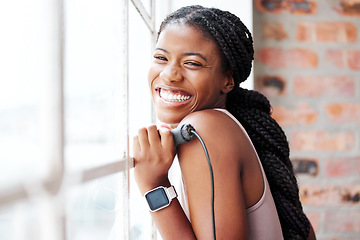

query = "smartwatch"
[[144, 186, 178, 212]]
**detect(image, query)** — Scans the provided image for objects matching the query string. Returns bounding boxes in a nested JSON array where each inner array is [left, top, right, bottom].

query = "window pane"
[[128, 4, 153, 137], [128, 3, 154, 240], [65, 0, 125, 171], [0, 197, 63, 240], [66, 173, 124, 240], [140, 0, 152, 14], [0, 0, 61, 189]]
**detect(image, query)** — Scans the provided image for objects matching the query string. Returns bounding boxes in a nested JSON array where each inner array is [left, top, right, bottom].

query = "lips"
[[156, 87, 192, 102]]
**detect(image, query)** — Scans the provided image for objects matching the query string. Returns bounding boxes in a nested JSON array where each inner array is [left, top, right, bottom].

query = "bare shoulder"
[[179, 109, 242, 137], [177, 109, 250, 238], [178, 109, 249, 157], [177, 108, 252, 173], [180, 108, 234, 127]]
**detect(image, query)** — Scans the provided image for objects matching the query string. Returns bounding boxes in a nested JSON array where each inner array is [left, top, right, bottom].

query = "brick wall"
[[253, 0, 360, 239]]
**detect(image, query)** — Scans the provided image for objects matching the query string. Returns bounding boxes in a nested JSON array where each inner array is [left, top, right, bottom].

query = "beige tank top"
[[177, 108, 284, 240]]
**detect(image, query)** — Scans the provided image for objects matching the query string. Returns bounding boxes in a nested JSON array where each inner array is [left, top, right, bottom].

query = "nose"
[[159, 64, 183, 82]]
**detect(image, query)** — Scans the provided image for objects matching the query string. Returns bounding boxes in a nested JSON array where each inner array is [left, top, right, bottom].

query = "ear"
[[221, 71, 235, 94]]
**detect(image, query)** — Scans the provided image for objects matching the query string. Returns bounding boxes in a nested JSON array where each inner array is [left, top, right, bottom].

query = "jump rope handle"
[[171, 124, 195, 147]]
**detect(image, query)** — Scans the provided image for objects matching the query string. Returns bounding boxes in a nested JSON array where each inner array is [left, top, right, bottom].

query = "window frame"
[[0, 0, 156, 239]]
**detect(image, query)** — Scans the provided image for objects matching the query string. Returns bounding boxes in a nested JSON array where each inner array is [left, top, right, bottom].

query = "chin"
[[156, 112, 184, 125]]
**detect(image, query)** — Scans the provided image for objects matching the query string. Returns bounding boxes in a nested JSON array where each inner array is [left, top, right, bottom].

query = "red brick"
[[348, 50, 360, 70], [289, 0, 317, 15], [321, 238, 358, 240], [292, 158, 318, 176], [325, 103, 360, 123], [256, 48, 318, 68], [272, 104, 318, 126], [325, 50, 346, 68], [255, 0, 285, 13], [325, 157, 360, 178], [293, 76, 355, 97], [255, 75, 287, 97], [261, 22, 288, 41], [296, 22, 357, 43], [290, 130, 355, 151], [325, 210, 360, 232], [333, 0, 360, 17], [300, 185, 360, 206], [325, 49, 360, 70], [255, 0, 317, 14]]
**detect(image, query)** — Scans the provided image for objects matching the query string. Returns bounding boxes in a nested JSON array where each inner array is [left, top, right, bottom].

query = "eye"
[[154, 55, 168, 62], [184, 61, 203, 68]]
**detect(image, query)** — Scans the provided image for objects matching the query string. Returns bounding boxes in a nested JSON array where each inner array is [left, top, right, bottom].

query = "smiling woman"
[[133, 5, 316, 240], [0, 1, 256, 240], [148, 24, 233, 125]]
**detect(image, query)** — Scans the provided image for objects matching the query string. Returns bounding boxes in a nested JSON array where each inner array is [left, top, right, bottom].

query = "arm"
[[133, 125, 196, 239], [133, 110, 250, 239], [177, 110, 249, 239]]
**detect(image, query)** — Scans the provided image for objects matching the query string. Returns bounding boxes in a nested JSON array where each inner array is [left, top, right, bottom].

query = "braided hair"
[[158, 5, 310, 239]]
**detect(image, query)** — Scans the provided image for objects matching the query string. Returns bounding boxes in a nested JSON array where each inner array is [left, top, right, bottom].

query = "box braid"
[[158, 5, 310, 240]]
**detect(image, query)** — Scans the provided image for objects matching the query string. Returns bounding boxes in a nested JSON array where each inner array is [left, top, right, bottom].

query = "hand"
[[133, 125, 176, 194]]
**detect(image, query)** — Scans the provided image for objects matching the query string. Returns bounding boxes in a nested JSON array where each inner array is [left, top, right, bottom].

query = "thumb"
[[159, 127, 175, 150]]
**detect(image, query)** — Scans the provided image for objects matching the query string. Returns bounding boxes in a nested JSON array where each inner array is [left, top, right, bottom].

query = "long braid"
[[159, 5, 310, 239]]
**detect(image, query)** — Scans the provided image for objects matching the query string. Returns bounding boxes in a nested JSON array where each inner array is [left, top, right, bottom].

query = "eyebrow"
[[155, 47, 208, 62]]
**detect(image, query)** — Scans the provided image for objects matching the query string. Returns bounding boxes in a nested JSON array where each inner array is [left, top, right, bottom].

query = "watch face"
[[145, 187, 170, 211]]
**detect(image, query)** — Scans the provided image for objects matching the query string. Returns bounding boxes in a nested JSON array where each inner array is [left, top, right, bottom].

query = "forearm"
[[150, 198, 196, 240], [136, 175, 196, 239], [133, 126, 196, 239]]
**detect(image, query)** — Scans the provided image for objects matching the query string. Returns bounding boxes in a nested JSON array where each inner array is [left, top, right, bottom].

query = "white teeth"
[[160, 90, 190, 102]]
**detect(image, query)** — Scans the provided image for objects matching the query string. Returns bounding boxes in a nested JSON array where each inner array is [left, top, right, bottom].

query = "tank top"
[[177, 108, 284, 240]]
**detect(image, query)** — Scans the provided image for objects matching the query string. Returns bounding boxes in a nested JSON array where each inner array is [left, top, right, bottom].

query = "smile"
[[157, 88, 192, 102]]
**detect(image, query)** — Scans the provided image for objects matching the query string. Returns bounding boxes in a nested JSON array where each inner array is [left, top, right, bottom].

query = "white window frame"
[[0, 1, 252, 239], [0, 0, 157, 239]]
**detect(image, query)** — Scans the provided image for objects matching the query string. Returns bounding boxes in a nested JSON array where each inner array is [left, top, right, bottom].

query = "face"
[[148, 23, 234, 125]]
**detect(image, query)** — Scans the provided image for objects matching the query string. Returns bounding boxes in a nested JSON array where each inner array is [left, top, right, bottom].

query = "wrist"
[[144, 185, 178, 212], [137, 178, 171, 196]]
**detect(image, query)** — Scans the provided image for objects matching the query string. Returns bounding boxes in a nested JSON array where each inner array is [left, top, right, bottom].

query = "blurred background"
[[0, 0, 359, 239]]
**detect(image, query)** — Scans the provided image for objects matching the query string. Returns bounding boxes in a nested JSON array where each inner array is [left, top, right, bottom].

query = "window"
[[0, 1, 252, 239], [0, 0, 156, 239]]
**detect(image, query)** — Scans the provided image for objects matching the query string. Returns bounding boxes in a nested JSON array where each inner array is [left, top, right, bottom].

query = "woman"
[[133, 5, 316, 240]]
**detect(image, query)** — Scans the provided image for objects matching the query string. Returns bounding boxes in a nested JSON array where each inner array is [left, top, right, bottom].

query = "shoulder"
[[176, 109, 251, 237], [179, 108, 240, 136], [177, 109, 250, 167], [179, 109, 247, 145]]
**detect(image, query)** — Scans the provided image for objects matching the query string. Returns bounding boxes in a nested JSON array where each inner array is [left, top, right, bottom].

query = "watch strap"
[[166, 185, 178, 200]]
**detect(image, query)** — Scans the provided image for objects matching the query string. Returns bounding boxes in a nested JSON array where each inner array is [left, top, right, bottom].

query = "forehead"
[[157, 23, 221, 56]]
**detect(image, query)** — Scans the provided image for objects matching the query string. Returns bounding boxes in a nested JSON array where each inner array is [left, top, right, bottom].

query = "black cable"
[[190, 130, 216, 240]]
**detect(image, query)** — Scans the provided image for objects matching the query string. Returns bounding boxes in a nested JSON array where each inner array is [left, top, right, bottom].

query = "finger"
[[130, 157, 135, 168], [159, 127, 174, 149], [137, 127, 150, 150], [147, 125, 161, 147], [133, 135, 141, 156]]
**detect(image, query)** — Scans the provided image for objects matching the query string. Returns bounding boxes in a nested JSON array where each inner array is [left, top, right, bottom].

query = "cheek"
[[148, 62, 165, 75], [147, 65, 159, 86], [192, 82, 215, 103], [192, 75, 220, 95]]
